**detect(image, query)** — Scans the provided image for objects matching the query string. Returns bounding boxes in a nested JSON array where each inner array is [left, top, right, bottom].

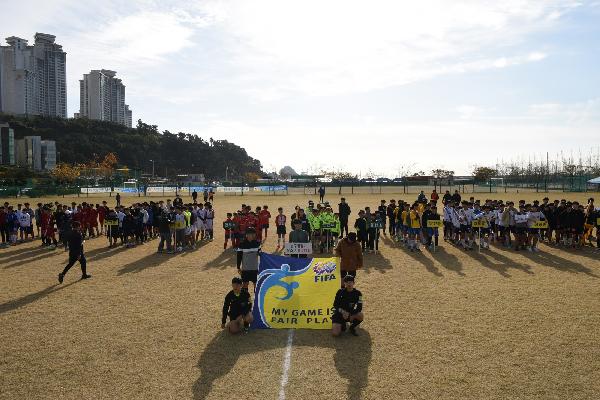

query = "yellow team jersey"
[[409, 210, 421, 228], [401, 210, 409, 225], [417, 203, 425, 214]]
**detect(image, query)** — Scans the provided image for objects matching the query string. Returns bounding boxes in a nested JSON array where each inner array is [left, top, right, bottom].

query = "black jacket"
[[338, 203, 351, 221]]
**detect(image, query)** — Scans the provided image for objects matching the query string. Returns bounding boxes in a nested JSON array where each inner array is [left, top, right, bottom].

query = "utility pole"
[[150, 159, 155, 179]]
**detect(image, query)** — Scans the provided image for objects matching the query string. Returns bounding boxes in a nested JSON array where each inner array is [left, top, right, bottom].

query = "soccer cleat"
[[58, 273, 64, 284], [81, 274, 92, 280]]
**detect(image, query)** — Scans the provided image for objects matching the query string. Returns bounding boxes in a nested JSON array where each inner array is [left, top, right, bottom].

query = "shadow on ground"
[[0, 281, 78, 315], [117, 252, 170, 275], [192, 328, 372, 400]]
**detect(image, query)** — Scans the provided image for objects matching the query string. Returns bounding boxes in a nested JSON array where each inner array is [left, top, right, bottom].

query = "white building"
[[16, 135, 42, 170], [41, 140, 56, 170], [79, 69, 132, 127], [0, 33, 67, 117], [15, 135, 56, 171]]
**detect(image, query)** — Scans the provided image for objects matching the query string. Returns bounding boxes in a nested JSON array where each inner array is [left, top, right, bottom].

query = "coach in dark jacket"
[[338, 198, 351, 238]]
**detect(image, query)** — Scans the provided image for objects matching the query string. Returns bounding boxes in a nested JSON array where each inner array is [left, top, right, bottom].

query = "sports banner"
[[252, 254, 340, 330]]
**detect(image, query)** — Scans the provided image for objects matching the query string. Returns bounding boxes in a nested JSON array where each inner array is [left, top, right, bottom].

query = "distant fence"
[[2, 178, 599, 199]]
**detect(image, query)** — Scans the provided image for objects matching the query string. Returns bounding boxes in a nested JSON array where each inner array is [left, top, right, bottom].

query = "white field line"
[[278, 329, 295, 400]]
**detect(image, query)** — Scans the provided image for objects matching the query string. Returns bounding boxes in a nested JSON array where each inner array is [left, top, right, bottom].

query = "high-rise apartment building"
[[0, 33, 67, 117], [0, 123, 15, 165], [79, 69, 132, 126], [125, 105, 132, 128]]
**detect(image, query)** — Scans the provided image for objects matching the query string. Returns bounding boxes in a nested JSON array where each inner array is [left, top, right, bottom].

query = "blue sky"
[[3, 0, 600, 176]]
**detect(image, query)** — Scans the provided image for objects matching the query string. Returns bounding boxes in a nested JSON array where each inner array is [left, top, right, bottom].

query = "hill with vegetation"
[[0, 114, 263, 180]]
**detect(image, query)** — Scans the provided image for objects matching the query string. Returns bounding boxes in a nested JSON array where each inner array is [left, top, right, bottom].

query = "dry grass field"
[[1, 192, 599, 400]]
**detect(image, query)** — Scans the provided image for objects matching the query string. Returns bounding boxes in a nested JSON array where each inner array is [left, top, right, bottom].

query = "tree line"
[[0, 114, 263, 181]]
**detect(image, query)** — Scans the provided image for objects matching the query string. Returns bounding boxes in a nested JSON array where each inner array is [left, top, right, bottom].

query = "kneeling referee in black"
[[222, 277, 253, 334], [58, 221, 91, 283], [331, 275, 364, 336]]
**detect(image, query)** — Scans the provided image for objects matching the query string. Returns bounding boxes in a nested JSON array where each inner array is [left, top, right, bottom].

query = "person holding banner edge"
[[222, 277, 253, 334], [289, 219, 310, 258], [332, 275, 364, 337]]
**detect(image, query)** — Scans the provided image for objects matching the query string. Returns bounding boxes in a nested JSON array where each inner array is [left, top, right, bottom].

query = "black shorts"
[[261, 224, 270, 229], [515, 226, 527, 235], [241, 270, 258, 284], [331, 310, 359, 325], [224, 233, 232, 239], [276, 225, 286, 235], [229, 309, 250, 321], [460, 224, 471, 233], [529, 228, 540, 235]]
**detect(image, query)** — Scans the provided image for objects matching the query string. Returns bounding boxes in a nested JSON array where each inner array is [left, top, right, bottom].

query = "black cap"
[[292, 219, 302, 225], [232, 277, 243, 284], [245, 228, 256, 234], [343, 275, 355, 282]]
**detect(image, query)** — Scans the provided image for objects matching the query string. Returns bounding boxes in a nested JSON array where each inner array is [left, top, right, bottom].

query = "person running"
[[331, 275, 364, 337], [221, 277, 253, 334], [58, 221, 91, 283], [236, 228, 261, 293]]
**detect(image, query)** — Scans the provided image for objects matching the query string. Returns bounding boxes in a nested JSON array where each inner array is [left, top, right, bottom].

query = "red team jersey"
[[247, 214, 259, 230], [259, 210, 271, 226]]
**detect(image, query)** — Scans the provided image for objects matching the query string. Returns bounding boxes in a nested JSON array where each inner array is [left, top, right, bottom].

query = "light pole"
[[149, 159, 155, 179]]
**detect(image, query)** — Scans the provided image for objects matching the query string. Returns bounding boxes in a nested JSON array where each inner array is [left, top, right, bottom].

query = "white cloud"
[[528, 99, 600, 124], [191, 0, 577, 98]]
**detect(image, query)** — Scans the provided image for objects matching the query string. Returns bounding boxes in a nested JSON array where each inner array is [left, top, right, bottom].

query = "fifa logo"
[[312, 261, 337, 283]]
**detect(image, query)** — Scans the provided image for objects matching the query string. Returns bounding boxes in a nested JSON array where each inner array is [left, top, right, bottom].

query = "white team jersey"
[[508, 209, 516, 226], [117, 211, 125, 227], [514, 213, 528, 225], [443, 206, 453, 222], [496, 210, 505, 227], [451, 208, 461, 227], [204, 210, 214, 229], [18, 212, 31, 227], [457, 208, 469, 225]]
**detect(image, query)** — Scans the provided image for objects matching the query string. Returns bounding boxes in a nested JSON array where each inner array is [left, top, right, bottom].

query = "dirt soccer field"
[[1, 193, 599, 400]]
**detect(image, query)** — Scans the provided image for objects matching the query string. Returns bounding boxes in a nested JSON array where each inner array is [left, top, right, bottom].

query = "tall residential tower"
[[79, 69, 132, 127], [0, 33, 67, 117]]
